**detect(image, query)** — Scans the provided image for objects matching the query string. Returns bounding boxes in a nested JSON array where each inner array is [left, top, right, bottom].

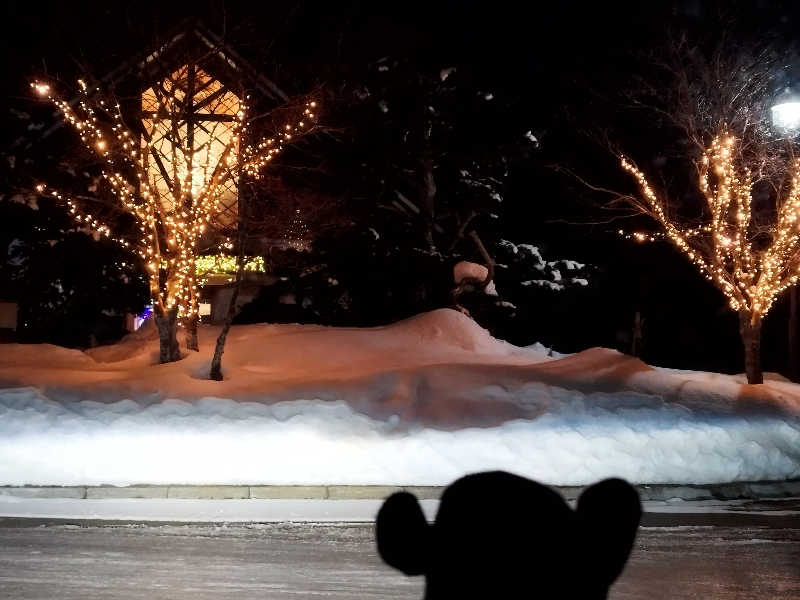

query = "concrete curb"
[[0, 480, 798, 501]]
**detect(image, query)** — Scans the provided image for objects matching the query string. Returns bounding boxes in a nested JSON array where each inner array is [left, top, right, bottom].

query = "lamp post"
[[771, 89, 800, 380]]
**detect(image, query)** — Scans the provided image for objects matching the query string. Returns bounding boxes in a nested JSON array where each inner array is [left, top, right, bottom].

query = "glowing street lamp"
[[771, 88, 800, 131], [770, 86, 800, 381]]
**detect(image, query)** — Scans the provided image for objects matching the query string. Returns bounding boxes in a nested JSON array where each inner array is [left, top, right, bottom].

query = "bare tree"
[[33, 76, 318, 363], [606, 35, 800, 384]]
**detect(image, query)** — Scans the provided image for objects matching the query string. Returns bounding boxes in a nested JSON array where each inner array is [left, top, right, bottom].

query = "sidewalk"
[[1, 479, 799, 501], [0, 496, 798, 523]]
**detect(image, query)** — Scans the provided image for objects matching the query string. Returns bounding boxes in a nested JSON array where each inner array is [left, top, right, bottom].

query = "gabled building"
[[30, 19, 306, 325], [42, 18, 288, 233]]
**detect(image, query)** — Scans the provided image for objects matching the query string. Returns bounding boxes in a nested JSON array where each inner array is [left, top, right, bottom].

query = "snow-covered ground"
[[0, 309, 798, 486]]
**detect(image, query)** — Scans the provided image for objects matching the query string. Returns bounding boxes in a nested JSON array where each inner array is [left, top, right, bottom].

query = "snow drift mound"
[[375, 308, 514, 355], [0, 344, 95, 369], [84, 308, 523, 367], [0, 385, 797, 486], [0, 309, 799, 485], [85, 319, 160, 364]]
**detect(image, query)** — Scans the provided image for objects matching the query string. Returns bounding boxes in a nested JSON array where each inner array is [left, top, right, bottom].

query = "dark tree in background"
[[235, 55, 590, 337], [307, 58, 589, 333], [1, 103, 150, 348], [0, 194, 148, 347]]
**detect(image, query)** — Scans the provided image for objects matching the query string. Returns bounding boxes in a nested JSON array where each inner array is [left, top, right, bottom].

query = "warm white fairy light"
[[32, 76, 318, 322], [195, 254, 265, 284], [621, 132, 800, 323], [617, 226, 711, 243]]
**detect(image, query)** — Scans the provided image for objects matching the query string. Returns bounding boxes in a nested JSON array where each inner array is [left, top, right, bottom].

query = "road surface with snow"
[[0, 505, 797, 599]]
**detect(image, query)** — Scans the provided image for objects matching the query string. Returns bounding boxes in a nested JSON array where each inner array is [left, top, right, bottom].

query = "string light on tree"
[[616, 226, 711, 243], [620, 132, 800, 384], [31, 77, 319, 362]]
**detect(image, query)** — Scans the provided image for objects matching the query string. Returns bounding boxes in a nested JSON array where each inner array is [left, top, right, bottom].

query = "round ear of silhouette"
[[576, 477, 642, 591], [375, 472, 641, 599], [376, 491, 431, 575]]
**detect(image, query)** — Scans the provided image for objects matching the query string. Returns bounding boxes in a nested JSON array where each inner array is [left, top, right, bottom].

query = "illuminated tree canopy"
[[621, 132, 800, 384], [32, 73, 318, 362]]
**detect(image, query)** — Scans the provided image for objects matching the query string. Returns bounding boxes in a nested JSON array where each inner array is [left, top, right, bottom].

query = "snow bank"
[[0, 385, 797, 486], [0, 309, 798, 486], [453, 261, 497, 295], [0, 343, 96, 369]]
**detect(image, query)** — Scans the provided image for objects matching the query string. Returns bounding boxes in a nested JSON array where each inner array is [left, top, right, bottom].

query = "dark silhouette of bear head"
[[376, 471, 641, 599]]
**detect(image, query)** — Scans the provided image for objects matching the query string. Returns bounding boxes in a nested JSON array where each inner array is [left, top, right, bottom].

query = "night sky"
[[3, 0, 800, 375]]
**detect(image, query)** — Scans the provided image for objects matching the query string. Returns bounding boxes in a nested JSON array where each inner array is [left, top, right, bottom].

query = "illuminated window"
[[141, 64, 240, 228]]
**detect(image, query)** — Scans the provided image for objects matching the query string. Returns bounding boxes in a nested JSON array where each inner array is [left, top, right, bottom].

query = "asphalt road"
[[0, 510, 797, 599]]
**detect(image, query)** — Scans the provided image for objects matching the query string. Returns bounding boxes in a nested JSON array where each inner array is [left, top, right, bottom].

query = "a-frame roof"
[[33, 18, 287, 144], [107, 18, 287, 103]]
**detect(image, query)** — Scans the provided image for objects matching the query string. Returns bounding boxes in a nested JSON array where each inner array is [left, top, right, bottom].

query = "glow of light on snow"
[[0, 309, 798, 487]]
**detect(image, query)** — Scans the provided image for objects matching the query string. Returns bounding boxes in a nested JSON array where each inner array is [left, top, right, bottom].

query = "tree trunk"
[[420, 124, 436, 252], [185, 314, 199, 352], [739, 312, 763, 385], [790, 287, 798, 382], [631, 311, 644, 358], [154, 305, 181, 364], [209, 270, 244, 381], [209, 178, 248, 382], [468, 230, 494, 290]]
